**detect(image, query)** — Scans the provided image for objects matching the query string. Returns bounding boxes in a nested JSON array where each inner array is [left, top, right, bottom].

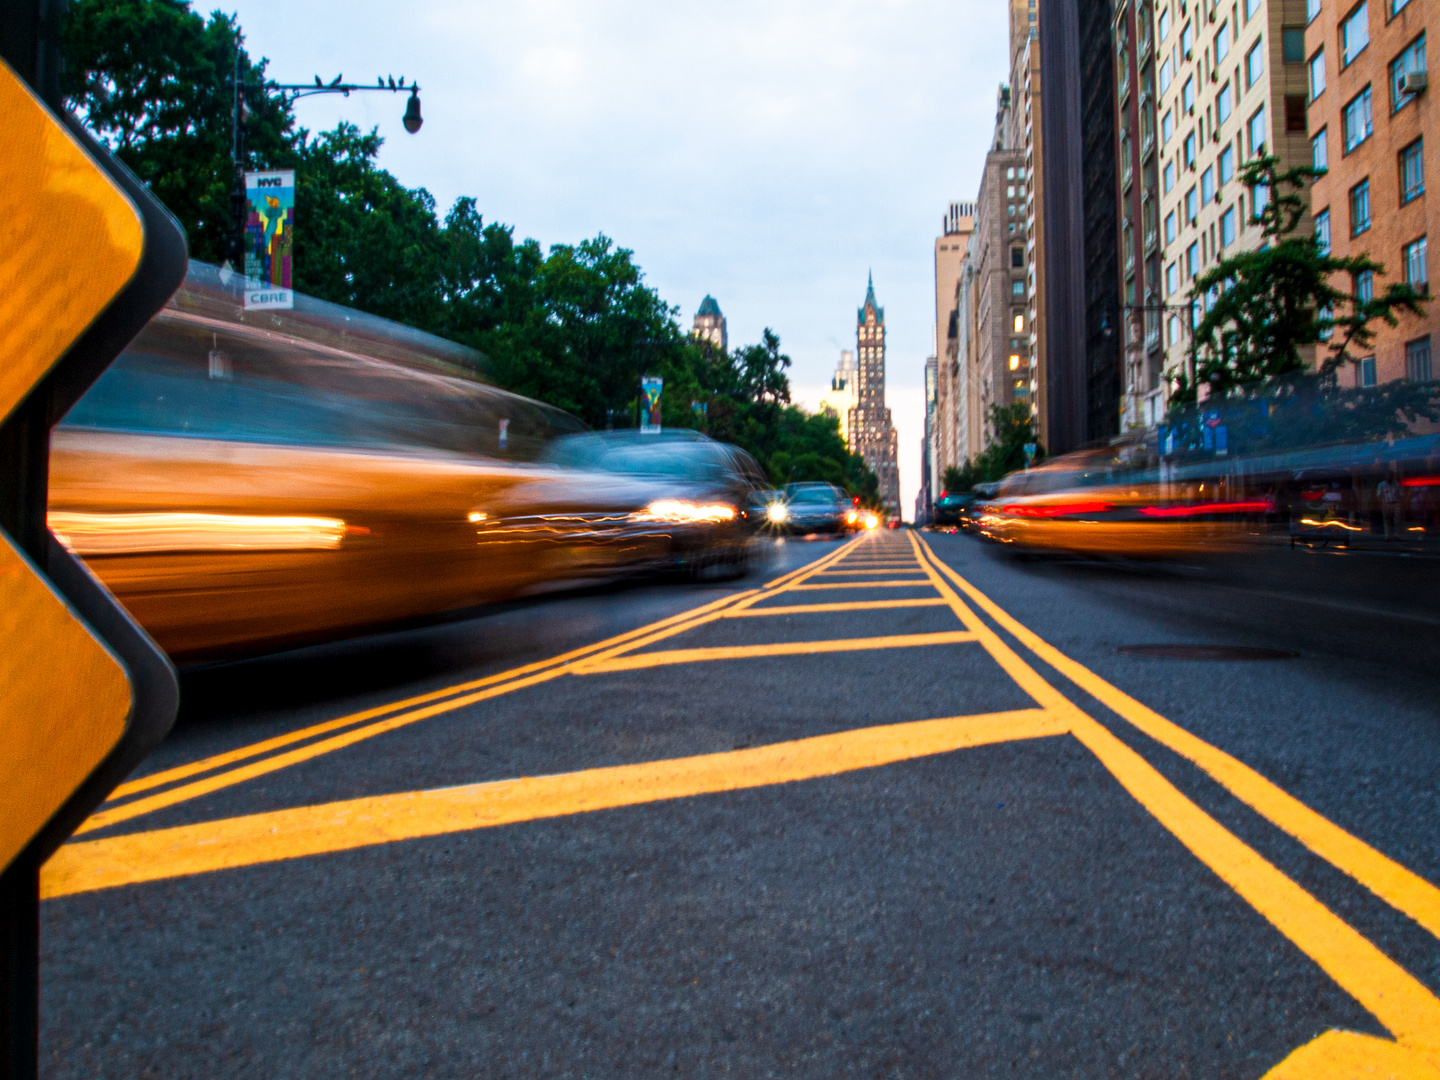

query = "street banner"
[[641, 375, 663, 433], [244, 169, 295, 310]]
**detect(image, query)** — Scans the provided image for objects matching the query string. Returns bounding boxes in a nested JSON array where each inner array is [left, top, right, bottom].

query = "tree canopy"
[[61, 0, 878, 498], [1176, 154, 1425, 404]]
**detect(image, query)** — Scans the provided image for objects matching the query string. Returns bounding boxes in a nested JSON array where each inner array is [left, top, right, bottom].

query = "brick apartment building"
[[1306, 0, 1434, 385]]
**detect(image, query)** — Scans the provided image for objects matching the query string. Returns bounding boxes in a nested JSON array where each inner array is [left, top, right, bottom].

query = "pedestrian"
[[1376, 473, 1402, 540]]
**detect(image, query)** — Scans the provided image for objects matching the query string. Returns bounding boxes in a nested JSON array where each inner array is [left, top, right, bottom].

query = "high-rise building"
[[1153, 0, 1314, 405], [934, 202, 975, 480], [964, 84, 1030, 457], [852, 274, 901, 515], [923, 355, 939, 509], [1037, 0, 1122, 453], [1014, 0, 1049, 443], [818, 350, 859, 447], [1114, 0, 1166, 428], [1306, 0, 1435, 388], [692, 295, 727, 352]]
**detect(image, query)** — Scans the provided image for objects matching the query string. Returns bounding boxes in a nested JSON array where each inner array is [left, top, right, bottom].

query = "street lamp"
[[227, 48, 425, 269]]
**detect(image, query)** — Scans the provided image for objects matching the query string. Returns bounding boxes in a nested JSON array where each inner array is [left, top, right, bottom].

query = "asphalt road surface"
[[40, 531, 1440, 1078]]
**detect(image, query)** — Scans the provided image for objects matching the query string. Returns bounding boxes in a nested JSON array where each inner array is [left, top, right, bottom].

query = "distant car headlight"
[[633, 500, 737, 524], [846, 510, 858, 524], [864, 514, 879, 529], [766, 502, 789, 523]]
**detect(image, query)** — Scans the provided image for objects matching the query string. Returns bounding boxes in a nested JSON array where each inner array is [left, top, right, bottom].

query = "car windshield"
[[787, 486, 838, 502]]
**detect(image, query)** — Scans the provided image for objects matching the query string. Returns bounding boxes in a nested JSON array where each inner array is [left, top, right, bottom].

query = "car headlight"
[[766, 502, 789, 523], [633, 500, 737, 524], [864, 514, 879, 529]]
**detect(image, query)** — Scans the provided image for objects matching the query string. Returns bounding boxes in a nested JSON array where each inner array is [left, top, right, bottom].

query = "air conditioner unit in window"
[[1398, 70, 1429, 95]]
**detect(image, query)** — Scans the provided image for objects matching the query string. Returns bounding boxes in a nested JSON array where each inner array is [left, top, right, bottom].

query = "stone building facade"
[[852, 275, 901, 515]]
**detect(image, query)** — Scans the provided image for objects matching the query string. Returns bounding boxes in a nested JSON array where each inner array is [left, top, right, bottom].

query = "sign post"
[[0, 38, 186, 1079], [640, 375, 663, 434], [243, 169, 295, 310]]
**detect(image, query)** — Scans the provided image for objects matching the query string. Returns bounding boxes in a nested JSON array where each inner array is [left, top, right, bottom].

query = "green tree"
[[943, 404, 1044, 488], [63, 0, 297, 263], [1177, 154, 1425, 404]]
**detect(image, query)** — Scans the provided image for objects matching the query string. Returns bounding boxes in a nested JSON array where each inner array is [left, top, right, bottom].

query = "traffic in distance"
[[47, 262, 877, 662]]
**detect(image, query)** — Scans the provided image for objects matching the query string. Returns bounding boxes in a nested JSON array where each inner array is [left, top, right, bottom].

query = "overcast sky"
[[228, 0, 1009, 516]]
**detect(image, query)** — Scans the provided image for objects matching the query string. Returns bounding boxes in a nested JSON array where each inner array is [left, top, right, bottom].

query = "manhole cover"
[[1117, 644, 1299, 661]]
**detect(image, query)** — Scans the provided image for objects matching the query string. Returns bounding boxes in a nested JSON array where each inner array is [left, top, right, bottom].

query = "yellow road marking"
[[43, 708, 1065, 898], [725, 599, 949, 617], [914, 535, 1440, 947], [573, 632, 977, 674], [908, 533, 1440, 1058], [82, 541, 860, 834], [811, 568, 924, 576], [789, 580, 933, 590]]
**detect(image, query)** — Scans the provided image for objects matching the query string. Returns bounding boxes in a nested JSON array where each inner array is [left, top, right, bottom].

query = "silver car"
[[780, 482, 851, 533]]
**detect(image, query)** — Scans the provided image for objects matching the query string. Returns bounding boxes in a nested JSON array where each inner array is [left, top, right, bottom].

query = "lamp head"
[[402, 88, 423, 133]]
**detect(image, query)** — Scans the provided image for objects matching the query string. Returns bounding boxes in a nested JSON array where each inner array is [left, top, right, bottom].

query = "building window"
[[1341, 3, 1369, 68], [1012, 246, 1025, 267], [1390, 35, 1427, 113], [1182, 21, 1194, 57], [1121, 132, 1134, 182], [1160, 56, 1173, 92], [1393, 0, 1410, 14], [1404, 236, 1428, 288], [1166, 261, 1179, 294], [1310, 48, 1327, 98], [1356, 268, 1375, 301], [1187, 242, 1200, 276], [1219, 145, 1236, 184], [1164, 160, 1176, 193], [1217, 21, 1232, 61], [1012, 280, 1025, 296], [1249, 106, 1267, 156], [1342, 86, 1373, 152], [1286, 95, 1308, 132], [1284, 28, 1307, 62], [1162, 110, 1174, 144], [1312, 127, 1329, 170], [1185, 131, 1197, 167], [1214, 85, 1232, 129], [1246, 0, 1262, 19], [1247, 40, 1266, 86], [1361, 356, 1377, 385], [1186, 185, 1199, 222], [1183, 76, 1196, 113], [1408, 337, 1433, 381], [1166, 210, 1178, 242], [1013, 313, 1025, 332], [1202, 166, 1216, 203], [1159, 7, 1171, 39], [1400, 139, 1424, 203], [1316, 208, 1331, 253]]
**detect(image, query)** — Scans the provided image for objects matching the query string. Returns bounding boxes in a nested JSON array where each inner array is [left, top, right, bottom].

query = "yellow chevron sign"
[[0, 58, 142, 872]]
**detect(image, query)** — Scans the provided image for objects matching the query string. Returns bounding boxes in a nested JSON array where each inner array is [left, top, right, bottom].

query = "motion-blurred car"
[[538, 430, 768, 577], [974, 447, 1265, 557], [779, 482, 851, 534], [47, 262, 696, 663], [932, 490, 975, 528], [959, 483, 999, 533]]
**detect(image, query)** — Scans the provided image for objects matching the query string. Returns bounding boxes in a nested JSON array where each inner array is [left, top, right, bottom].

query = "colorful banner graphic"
[[640, 375, 663, 434], [243, 170, 295, 310]]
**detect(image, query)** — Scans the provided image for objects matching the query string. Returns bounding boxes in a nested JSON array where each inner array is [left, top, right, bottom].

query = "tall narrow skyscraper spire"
[[850, 274, 900, 516]]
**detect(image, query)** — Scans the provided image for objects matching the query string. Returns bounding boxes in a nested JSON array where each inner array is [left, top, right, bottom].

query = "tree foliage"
[[943, 404, 1045, 491], [61, 0, 879, 500], [1177, 155, 1425, 404]]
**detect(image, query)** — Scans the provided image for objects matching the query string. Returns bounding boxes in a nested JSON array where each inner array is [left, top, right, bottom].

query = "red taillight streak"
[[1138, 500, 1272, 518], [1402, 476, 1440, 488], [1000, 501, 1110, 517]]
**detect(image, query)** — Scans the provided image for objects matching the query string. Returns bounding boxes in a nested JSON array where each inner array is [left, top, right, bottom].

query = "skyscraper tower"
[[852, 273, 901, 515], [692, 296, 727, 352]]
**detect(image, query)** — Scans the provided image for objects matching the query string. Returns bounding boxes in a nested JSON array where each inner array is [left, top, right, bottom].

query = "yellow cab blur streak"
[[976, 445, 1267, 558], [47, 263, 678, 662]]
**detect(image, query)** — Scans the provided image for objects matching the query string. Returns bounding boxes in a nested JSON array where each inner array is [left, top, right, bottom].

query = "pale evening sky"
[[226, 0, 1010, 517]]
